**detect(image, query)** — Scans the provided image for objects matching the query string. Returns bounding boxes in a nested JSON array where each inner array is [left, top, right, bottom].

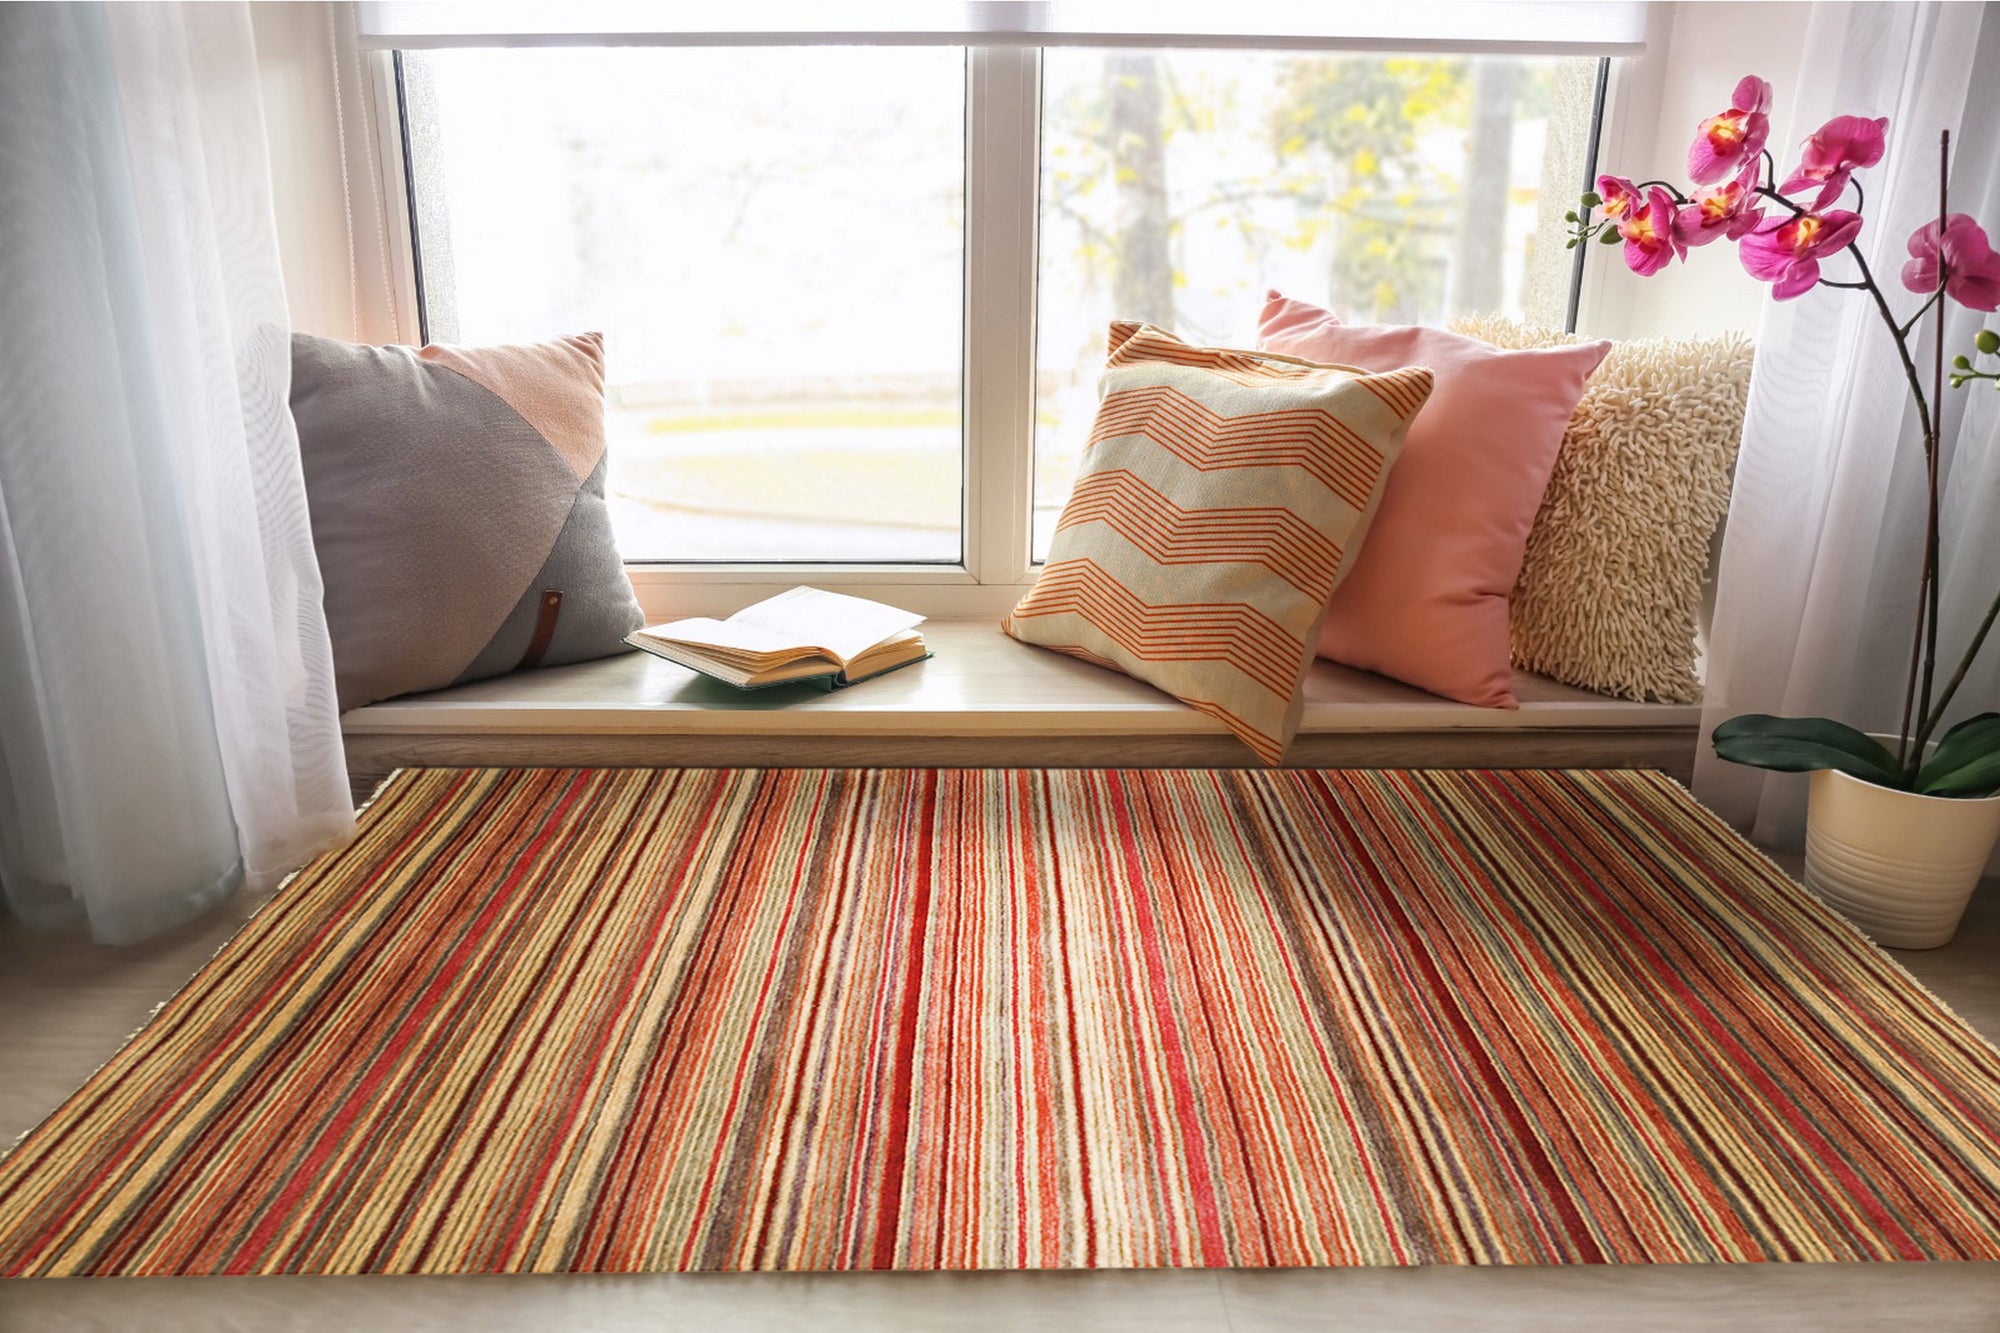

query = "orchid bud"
[[1955, 355, 1974, 370], [1976, 328, 2000, 355], [1581, 191, 1602, 208]]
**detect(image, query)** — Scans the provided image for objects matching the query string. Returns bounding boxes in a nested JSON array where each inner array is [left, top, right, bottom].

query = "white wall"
[[1577, 1, 1815, 341]]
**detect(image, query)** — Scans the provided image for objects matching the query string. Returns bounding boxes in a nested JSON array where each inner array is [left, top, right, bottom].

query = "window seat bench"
[[341, 621, 1701, 801]]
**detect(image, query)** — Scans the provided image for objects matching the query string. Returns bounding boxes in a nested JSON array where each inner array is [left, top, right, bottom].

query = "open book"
[[625, 587, 930, 690]]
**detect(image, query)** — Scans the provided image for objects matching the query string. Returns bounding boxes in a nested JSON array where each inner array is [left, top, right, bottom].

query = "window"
[[385, 17, 1611, 604], [1032, 50, 1599, 557], [401, 47, 967, 564]]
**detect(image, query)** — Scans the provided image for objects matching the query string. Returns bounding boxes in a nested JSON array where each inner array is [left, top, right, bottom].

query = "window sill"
[[343, 621, 1698, 737], [339, 622, 1700, 797]]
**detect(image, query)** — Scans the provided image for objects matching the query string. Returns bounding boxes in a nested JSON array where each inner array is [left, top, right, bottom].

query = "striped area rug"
[[3, 767, 1999, 1275]]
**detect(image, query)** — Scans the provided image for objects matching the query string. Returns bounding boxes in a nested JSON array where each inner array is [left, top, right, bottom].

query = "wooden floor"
[[1, 856, 1995, 1331]]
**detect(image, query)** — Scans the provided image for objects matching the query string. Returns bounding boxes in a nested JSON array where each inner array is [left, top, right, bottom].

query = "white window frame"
[[367, 37, 1620, 622]]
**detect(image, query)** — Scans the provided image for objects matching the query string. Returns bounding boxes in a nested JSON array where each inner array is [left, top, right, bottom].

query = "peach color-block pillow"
[[291, 331, 642, 712], [1257, 292, 1609, 708]]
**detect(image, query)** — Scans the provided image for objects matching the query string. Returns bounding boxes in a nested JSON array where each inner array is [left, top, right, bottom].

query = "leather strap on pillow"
[[517, 589, 563, 671]]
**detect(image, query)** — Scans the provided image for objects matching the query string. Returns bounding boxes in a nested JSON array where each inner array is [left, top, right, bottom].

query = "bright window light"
[[1031, 50, 1600, 559], [401, 47, 967, 564]]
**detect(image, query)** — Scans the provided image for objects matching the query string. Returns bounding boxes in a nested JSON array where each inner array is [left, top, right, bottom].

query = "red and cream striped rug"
[[3, 767, 1998, 1275]]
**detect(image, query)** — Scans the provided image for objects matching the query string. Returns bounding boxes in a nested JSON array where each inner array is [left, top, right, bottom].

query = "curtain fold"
[[1695, 0, 2000, 848], [0, 3, 352, 944], [1932, 11, 2000, 754]]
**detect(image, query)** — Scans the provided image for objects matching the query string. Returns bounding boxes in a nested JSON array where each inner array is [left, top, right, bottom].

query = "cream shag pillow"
[[1449, 316, 1753, 704]]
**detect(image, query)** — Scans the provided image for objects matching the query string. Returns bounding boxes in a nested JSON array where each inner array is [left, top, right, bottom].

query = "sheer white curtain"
[[0, 3, 353, 944], [1696, 1, 2000, 847]]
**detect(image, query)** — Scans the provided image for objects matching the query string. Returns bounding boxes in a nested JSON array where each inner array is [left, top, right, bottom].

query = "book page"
[[631, 637, 838, 688], [634, 616, 813, 662], [841, 629, 928, 679], [726, 587, 925, 667]]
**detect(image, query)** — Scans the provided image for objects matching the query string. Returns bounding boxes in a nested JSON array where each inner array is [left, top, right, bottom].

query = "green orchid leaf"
[[1937, 711, 2000, 744], [1710, 714, 1904, 786], [1916, 713, 2000, 798]]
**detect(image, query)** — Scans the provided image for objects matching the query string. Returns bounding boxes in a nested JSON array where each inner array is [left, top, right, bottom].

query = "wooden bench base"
[[347, 725, 1697, 804]]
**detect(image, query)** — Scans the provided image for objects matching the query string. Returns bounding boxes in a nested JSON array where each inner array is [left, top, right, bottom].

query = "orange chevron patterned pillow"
[[1004, 322, 1431, 763]]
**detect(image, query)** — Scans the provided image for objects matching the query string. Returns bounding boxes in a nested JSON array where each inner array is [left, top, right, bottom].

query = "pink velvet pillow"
[[1258, 291, 1609, 707]]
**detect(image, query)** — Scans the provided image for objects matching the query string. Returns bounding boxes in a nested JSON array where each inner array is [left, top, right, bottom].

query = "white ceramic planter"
[[1803, 765, 2000, 950]]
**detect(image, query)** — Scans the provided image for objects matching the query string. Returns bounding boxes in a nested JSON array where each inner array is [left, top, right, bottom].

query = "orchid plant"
[[1569, 76, 2000, 799]]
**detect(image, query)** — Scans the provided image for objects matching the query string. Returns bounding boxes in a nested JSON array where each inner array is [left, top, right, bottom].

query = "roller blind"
[[357, 1, 1651, 54]]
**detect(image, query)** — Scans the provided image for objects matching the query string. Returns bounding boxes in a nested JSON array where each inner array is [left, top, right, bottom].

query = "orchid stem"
[[1839, 239, 1938, 776], [1921, 584, 2000, 745], [1756, 186, 1806, 218], [1908, 131, 1953, 771], [1899, 289, 1944, 339], [1847, 248, 1937, 459]]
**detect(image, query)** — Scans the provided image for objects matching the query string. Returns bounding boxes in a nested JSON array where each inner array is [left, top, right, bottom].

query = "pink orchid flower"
[[1902, 213, 2000, 312], [1689, 76, 1773, 185], [1740, 209, 1863, 300], [1780, 115, 1888, 211], [1674, 164, 1766, 248], [1596, 174, 1644, 224], [1619, 187, 1686, 276]]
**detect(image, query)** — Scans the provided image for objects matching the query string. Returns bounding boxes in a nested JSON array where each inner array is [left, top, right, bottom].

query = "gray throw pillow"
[[290, 330, 643, 712]]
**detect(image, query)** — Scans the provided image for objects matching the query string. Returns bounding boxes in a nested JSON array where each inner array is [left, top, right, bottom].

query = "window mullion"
[[963, 46, 1040, 587]]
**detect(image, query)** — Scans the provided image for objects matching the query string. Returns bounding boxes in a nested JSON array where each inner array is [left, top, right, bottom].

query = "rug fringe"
[[3, 990, 197, 1166], [357, 768, 406, 818]]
